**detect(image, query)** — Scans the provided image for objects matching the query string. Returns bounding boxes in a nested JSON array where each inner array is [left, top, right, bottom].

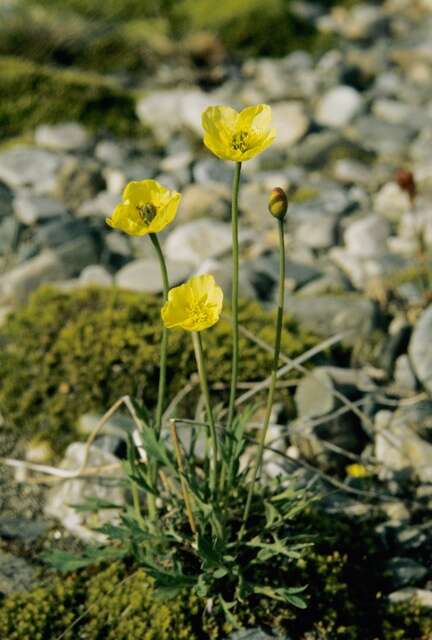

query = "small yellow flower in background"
[[346, 463, 369, 478], [106, 179, 180, 236], [161, 274, 223, 332], [202, 104, 275, 162]]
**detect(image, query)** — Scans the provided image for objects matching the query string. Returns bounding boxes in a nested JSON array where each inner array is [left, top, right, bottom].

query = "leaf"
[[139, 427, 175, 471], [69, 496, 124, 512], [252, 584, 308, 608], [42, 546, 126, 572]]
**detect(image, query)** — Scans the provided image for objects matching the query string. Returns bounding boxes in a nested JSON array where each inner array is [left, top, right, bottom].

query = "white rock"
[[164, 219, 233, 266], [271, 101, 309, 148], [79, 265, 113, 286], [389, 588, 432, 608], [316, 86, 363, 128], [44, 443, 125, 541], [0, 250, 64, 302], [374, 182, 411, 222], [35, 122, 90, 151], [136, 88, 218, 142], [77, 191, 120, 218], [115, 257, 191, 293], [13, 193, 67, 225], [0, 147, 60, 189], [344, 214, 391, 257]]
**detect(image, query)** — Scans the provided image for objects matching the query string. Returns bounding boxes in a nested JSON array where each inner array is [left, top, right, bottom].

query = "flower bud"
[[268, 187, 288, 220], [395, 168, 416, 204]]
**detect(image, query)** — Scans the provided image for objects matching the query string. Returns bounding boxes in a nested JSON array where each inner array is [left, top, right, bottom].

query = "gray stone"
[[294, 213, 338, 250], [193, 158, 233, 185], [56, 236, 99, 276], [375, 406, 432, 483], [164, 219, 234, 267], [95, 140, 129, 165], [388, 588, 432, 608], [79, 265, 113, 286], [77, 190, 119, 218], [34, 217, 88, 248], [0, 217, 19, 256], [78, 412, 134, 439], [179, 183, 230, 221], [284, 294, 377, 346], [115, 257, 191, 293], [344, 215, 391, 257], [44, 442, 125, 541], [136, 88, 218, 142], [0, 518, 48, 543], [0, 551, 36, 595], [0, 250, 64, 302], [387, 557, 428, 588], [103, 159, 159, 195], [54, 156, 105, 209], [348, 116, 415, 156], [295, 368, 335, 419], [374, 182, 411, 222], [409, 304, 432, 393], [0, 147, 60, 189], [13, 193, 67, 225], [394, 355, 417, 391], [315, 86, 363, 128], [271, 101, 309, 148], [0, 181, 14, 219], [35, 122, 90, 151]]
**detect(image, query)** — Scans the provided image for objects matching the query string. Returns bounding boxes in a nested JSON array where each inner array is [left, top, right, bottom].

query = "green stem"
[[150, 233, 169, 437], [226, 162, 242, 425], [192, 331, 218, 495], [240, 218, 286, 537], [148, 233, 169, 520]]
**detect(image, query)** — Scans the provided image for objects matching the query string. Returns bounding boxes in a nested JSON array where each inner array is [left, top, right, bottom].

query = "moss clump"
[[0, 563, 201, 640], [0, 511, 430, 639], [0, 56, 142, 141], [0, 285, 319, 453]]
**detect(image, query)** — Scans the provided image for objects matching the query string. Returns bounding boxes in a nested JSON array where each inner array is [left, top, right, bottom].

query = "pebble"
[[115, 257, 191, 293], [34, 122, 90, 151], [164, 219, 234, 266], [315, 85, 363, 128]]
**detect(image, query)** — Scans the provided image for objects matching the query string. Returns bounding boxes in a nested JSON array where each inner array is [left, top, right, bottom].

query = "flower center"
[[187, 295, 216, 325], [136, 202, 157, 226], [231, 131, 249, 153]]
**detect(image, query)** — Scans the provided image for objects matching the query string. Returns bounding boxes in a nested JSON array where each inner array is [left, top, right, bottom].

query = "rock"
[[103, 158, 159, 194], [228, 629, 287, 640], [271, 101, 309, 148], [44, 442, 125, 541], [0, 181, 14, 219], [332, 158, 372, 186], [78, 413, 134, 439], [179, 183, 230, 221], [295, 368, 335, 418], [387, 558, 428, 588], [34, 217, 89, 248], [0, 250, 64, 302], [193, 158, 233, 185], [13, 193, 67, 225], [34, 122, 90, 151], [77, 190, 119, 218], [315, 86, 363, 128], [136, 88, 218, 142], [375, 407, 432, 483], [55, 236, 99, 276], [95, 140, 129, 165], [294, 212, 338, 250], [409, 304, 432, 394], [394, 355, 417, 391], [284, 294, 377, 346], [164, 219, 234, 267], [115, 257, 191, 293], [374, 182, 411, 222], [348, 116, 414, 157], [79, 265, 113, 287], [388, 588, 432, 608], [0, 147, 60, 189], [0, 217, 19, 256], [0, 517, 48, 543], [0, 551, 36, 595], [344, 215, 391, 257], [54, 156, 105, 209]]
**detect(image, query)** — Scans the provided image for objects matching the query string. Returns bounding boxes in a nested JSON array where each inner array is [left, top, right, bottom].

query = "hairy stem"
[[192, 331, 218, 495], [240, 218, 286, 536]]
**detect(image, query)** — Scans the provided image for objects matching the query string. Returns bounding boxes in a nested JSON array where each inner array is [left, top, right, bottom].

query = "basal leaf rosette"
[[161, 274, 223, 332], [202, 104, 275, 162], [106, 179, 181, 236]]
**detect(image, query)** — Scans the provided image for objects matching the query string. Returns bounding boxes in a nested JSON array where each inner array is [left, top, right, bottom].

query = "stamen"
[[136, 203, 157, 226], [232, 131, 249, 153]]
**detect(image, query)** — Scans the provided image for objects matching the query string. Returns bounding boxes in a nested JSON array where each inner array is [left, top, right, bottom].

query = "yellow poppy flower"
[[161, 274, 223, 332], [202, 104, 276, 162], [346, 463, 369, 478], [106, 179, 180, 236]]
